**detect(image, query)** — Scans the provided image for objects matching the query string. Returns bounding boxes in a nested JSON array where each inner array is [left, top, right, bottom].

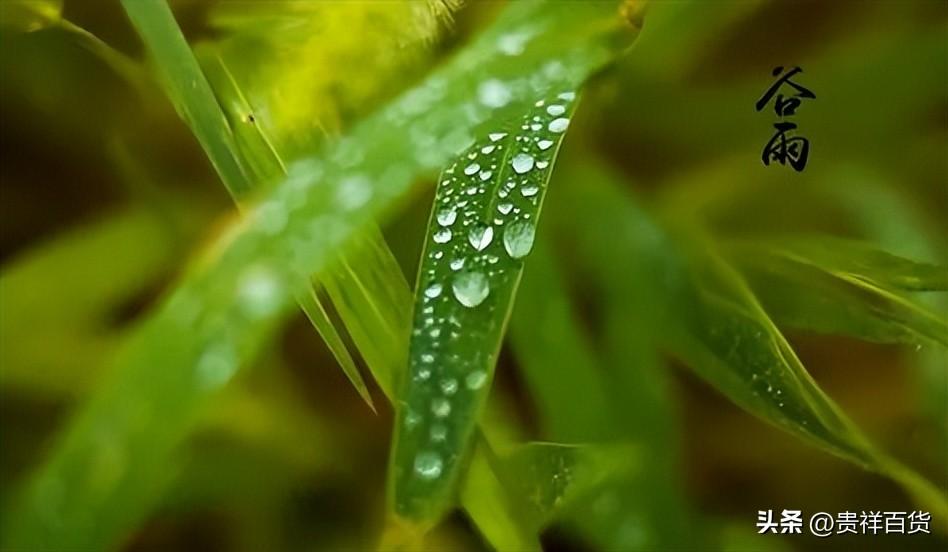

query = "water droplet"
[[464, 162, 480, 176], [453, 271, 490, 308], [405, 409, 421, 429], [536, 160, 549, 170], [478, 79, 511, 108], [421, 353, 434, 364], [414, 451, 443, 480], [511, 153, 535, 174], [546, 104, 566, 116], [432, 397, 452, 417], [433, 228, 452, 243], [497, 202, 514, 215], [537, 139, 554, 150], [336, 175, 372, 210], [437, 208, 457, 226], [558, 91, 576, 101], [450, 258, 465, 271], [481, 145, 496, 154], [196, 342, 238, 390], [548, 118, 570, 133], [488, 132, 507, 142], [440, 378, 458, 395], [468, 224, 494, 251], [503, 221, 536, 259], [415, 368, 431, 381], [430, 424, 447, 442], [479, 170, 493, 181], [521, 185, 539, 197], [237, 266, 283, 318], [257, 201, 287, 235], [466, 370, 487, 390], [425, 283, 443, 298], [497, 31, 528, 56]]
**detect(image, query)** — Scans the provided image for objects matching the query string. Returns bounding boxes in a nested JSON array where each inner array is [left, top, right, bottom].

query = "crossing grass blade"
[[4, 2, 637, 549], [124, 0, 424, 408], [726, 239, 948, 347]]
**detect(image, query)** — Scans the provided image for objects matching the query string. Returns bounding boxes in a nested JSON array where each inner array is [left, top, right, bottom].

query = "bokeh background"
[[1, 1, 946, 550]]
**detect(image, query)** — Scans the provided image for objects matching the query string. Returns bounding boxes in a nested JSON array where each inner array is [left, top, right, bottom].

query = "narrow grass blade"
[[390, 89, 581, 524], [728, 242, 948, 348], [0, 208, 189, 396], [756, 236, 948, 292], [121, 0, 251, 198]]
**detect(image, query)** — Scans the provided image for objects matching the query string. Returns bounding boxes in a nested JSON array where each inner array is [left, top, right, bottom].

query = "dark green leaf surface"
[[390, 90, 580, 523]]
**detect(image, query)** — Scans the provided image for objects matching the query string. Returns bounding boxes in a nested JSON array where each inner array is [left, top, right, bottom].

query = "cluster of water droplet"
[[404, 90, 576, 481]]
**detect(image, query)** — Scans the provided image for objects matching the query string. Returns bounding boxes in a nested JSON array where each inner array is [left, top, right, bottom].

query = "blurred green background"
[[1, 1, 946, 550]]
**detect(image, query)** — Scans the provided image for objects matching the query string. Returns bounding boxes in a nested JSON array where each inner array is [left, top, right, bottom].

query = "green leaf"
[[5, 2, 636, 549], [389, 88, 581, 524], [121, 0, 252, 198], [752, 236, 948, 292], [490, 442, 639, 533], [0, 207, 190, 396], [549, 159, 948, 519], [727, 239, 948, 347], [460, 443, 541, 552]]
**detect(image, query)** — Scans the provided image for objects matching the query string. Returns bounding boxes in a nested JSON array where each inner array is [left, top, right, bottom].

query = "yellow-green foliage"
[[208, 0, 462, 151]]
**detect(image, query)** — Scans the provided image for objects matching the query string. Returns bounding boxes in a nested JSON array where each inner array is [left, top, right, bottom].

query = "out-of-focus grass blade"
[[460, 444, 541, 552], [318, 229, 413, 398], [526, 163, 695, 549], [510, 239, 613, 442], [551, 160, 947, 519], [490, 442, 639, 533], [390, 88, 581, 524], [205, 0, 459, 147], [6, 1, 637, 548], [753, 236, 948, 292], [125, 0, 397, 408], [0, 208, 191, 396], [726, 240, 948, 348], [0, 0, 61, 32]]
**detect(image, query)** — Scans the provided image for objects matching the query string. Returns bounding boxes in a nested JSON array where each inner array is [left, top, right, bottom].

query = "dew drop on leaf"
[[465, 370, 488, 390], [548, 117, 570, 133], [468, 224, 494, 251], [511, 153, 535, 174], [478, 79, 512, 108], [433, 228, 452, 243], [432, 397, 452, 417], [464, 162, 481, 176], [503, 221, 536, 259], [424, 283, 443, 298], [437, 208, 458, 226], [414, 451, 444, 480], [452, 271, 490, 307]]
